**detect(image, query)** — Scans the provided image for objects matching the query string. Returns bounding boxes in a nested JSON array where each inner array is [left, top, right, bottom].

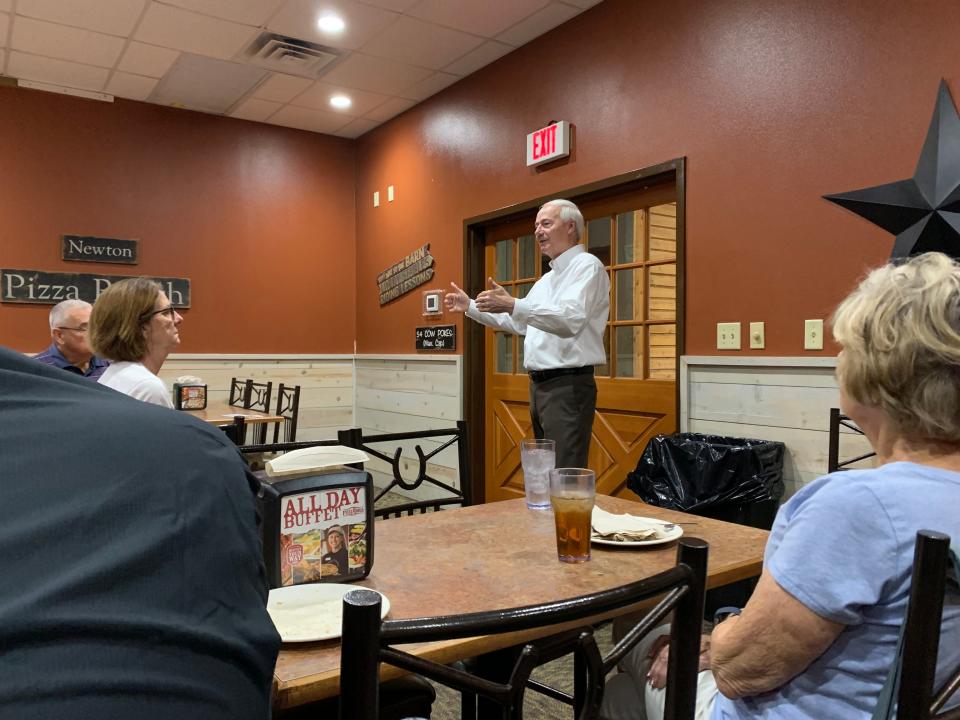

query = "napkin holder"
[[172, 382, 207, 410], [257, 451, 374, 589]]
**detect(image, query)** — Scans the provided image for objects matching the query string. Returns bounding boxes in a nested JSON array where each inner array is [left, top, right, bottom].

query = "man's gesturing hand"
[[444, 282, 470, 312], [476, 278, 515, 314]]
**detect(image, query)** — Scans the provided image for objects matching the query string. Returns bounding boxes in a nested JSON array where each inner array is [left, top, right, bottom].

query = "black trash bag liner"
[[627, 433, 785, 515]]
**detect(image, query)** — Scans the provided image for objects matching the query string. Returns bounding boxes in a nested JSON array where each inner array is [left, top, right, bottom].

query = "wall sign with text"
[[526, 121, 571, 167], [378, 244, 435, 305], [415, 324, 456, 351], [1, 269, 190, 306], [62, 235, 139, 265]]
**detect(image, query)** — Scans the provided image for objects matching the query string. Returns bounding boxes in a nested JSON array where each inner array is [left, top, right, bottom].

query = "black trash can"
[[626, 433, 786, 616]]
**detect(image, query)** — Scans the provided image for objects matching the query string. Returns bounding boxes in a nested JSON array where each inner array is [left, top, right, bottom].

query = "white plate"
[[591, 517, 683, 547], [267, 583, 389, 643]]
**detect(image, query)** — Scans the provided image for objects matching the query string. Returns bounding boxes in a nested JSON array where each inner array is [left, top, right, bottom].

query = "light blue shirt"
[[713, 462, 960, 719]]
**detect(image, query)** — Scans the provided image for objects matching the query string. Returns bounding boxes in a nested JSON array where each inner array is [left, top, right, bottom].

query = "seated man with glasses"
[[33, 299, 110, 380], [91, 278, 183, 408]]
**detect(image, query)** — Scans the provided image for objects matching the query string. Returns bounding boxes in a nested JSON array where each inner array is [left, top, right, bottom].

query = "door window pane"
[[586, 217, 611, 266], [518, 234, 538, 279], [647, 264, 676, 321], [495, 332, 513, 373], [495, 239, 514, 282], [615, 326, 644, 378], [614, 267, 644, 321], [648, 323, 676, 379], [616, 210, 645, 264], [595, 326, 610, 377], [648, 204, 677, 261], [517, 282, 534, 299]]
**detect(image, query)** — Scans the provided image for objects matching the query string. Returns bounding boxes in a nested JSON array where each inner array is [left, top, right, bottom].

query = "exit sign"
[[526, 121, 570, 167]]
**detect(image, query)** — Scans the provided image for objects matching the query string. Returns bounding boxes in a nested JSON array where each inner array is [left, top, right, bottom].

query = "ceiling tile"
[[292, 81, 388, 116], [118, 41, 179, 77], [362, 16, 484, 69], [363, 95, 415, 122], [267, 0, 399, 52], [252, 72, 312, 103], [561, 0, 602, 8], [397, 70, 458, 101], [322, 52, 431, 96], [134, 3, 258, 60], [496, 2, 580, 46], [443, 39, 513, 75], [229, 96, 282, 122], [159, 0, 286, 26], [11, 16, 126, 68], [7, 50, 109, 91], [0, 0, 10, 11], [407, 0, 549, 38], [15, 0, 147, 37], [106, 70, 158, 100], [268, 103, 352, 134], [149, 53, 267, 113], [332, 116, 380, 139], [357, 0, 418, 12], [0, 13, 8, 44]]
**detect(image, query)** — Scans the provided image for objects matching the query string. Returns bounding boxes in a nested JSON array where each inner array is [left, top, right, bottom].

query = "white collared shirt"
[[466, 244, 610, 371]]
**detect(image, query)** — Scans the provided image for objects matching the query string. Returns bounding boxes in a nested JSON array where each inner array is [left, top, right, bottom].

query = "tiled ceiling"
[[0, 0, 602, 138]]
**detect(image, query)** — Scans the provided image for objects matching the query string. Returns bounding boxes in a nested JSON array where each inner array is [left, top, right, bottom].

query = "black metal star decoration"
[[825, 80, 960, 260]]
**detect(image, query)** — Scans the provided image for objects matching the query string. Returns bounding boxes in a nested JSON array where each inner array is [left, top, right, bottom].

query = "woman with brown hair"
[[90, 278, 183, 408]]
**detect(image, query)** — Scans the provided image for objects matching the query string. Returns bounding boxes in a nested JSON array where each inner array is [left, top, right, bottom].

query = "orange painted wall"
[[354, 0, 960, 356], [0, 85, 356, 354]]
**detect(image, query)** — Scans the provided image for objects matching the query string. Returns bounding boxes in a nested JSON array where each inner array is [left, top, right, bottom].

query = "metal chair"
[[340, 538, 709, 720], [229, 377, 251, 408], [218, 415, 246, 445], [827, 407, 877, 473], [244, 380, 273, 445], [339, 421, 470, 519], [273, 383, 301, 443], [896, 530, 960, 720]]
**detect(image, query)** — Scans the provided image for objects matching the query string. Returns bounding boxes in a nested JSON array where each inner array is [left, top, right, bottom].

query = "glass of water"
[[520, 438, 556, 509]]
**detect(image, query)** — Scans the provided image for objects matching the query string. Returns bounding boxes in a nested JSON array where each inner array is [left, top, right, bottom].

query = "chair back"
[[229, 377, 251, 408], [896, 530, 960, 720], [244, 380, 273, 444], [272, 383, 301, 443], [827, 407, 877, 473], [340, 537, 707, 720], [339, 421, 470, 518], [219, 415, 247, 445]]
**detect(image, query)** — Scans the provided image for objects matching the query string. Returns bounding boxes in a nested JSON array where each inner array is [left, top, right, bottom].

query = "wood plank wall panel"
[[159, 357, 354, 442], [354, 356, 463, 502], [681, 357, 875, 500]]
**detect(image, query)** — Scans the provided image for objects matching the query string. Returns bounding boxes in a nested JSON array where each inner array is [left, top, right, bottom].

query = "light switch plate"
[[749, 321, 765, 349], [804, 319, 824, 350], [387, 185, 394, 202], [717, 322, 741, 350], [373, 191, 380, 207]]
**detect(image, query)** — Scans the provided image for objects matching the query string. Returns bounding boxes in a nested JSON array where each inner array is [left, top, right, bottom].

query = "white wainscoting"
[[161, 355, 354, 442], [161, 354, 464, 501], [680, 356, 875, 499], [354, 355, 463, 502]]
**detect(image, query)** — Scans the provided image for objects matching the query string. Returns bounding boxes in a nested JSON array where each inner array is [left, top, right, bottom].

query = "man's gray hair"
[[49, 299, 91, 329], [541, 199, 584, 241]]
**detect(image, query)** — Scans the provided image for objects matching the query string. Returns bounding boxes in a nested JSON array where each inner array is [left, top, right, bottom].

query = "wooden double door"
[[483, 183, 681, 500]]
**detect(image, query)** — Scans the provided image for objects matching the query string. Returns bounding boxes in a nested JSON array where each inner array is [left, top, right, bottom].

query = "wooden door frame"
[[461, 157, 687, 504]]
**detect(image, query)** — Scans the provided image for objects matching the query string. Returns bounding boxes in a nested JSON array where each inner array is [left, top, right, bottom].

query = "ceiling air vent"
[[240, 32, 341, 79]]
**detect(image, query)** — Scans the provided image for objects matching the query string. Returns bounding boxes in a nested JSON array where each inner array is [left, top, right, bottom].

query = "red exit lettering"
[[532, 124, 557, 160]]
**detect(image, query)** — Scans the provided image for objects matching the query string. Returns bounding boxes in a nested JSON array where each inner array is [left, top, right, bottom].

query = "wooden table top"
[[183, 401, 283, 426], [272, 495, 770, 710]]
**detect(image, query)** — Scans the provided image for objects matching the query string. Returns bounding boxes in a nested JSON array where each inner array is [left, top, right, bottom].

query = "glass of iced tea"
[[549, 468, 596, 563]]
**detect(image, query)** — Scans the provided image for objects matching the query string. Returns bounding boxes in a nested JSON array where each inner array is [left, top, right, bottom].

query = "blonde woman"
[[604, 252, 960, 720], [90, 278, 183, 408]]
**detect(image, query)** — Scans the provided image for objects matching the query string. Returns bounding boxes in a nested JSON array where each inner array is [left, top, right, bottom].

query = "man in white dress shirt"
[[445, 199, 610, 467]]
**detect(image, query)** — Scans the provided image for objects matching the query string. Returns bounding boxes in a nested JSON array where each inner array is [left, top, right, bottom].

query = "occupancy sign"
[[415, 324, 456, 351]]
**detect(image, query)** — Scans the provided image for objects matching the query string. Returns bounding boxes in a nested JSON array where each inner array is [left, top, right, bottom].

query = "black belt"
[[528, 366, 594, 383]]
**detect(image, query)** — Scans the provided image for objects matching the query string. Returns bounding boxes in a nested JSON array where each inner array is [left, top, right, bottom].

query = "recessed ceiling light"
[[330, 94, 352, 109], [317, 14, 345, 33]]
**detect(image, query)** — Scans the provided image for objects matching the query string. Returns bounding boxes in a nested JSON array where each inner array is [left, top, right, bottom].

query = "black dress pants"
[[529, 371, 597, 468]]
